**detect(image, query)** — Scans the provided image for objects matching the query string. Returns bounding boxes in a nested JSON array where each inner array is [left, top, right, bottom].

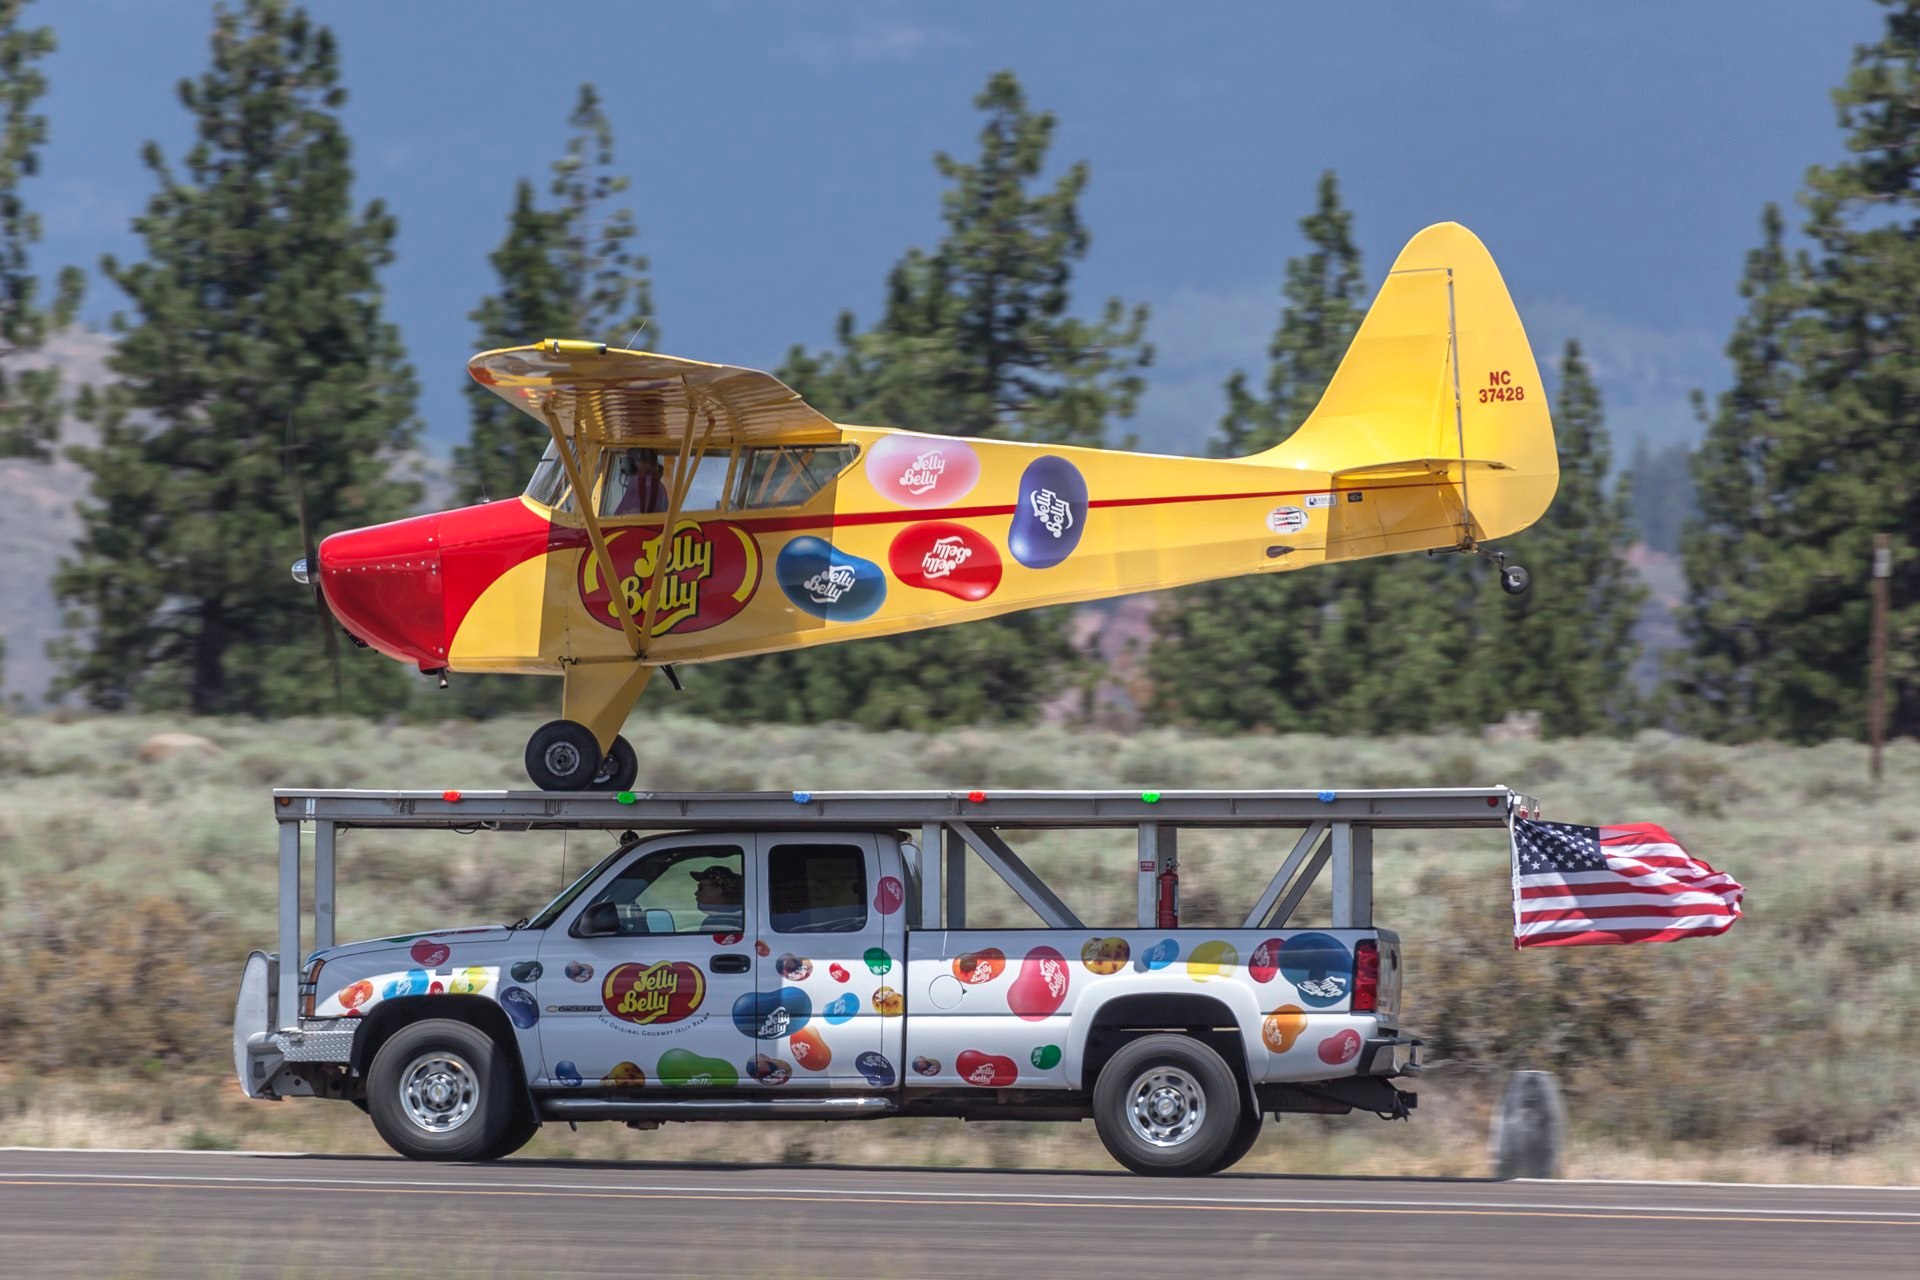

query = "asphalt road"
[[0, 1148, 1913, 1278]]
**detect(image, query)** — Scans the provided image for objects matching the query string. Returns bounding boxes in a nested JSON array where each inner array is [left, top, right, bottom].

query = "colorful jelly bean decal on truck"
[[1007, 946, 1070, 1020]]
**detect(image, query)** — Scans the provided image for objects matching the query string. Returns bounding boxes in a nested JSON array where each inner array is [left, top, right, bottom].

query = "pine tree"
[[53, 0, 419, 715], [679, 71, 1151, 728], [454, 84, 653, 505], [1490, 340, 1643, 733], [1675, 1, 1919, 742], [0, 0, 81, 461], [1622, 436, 1697, 554]]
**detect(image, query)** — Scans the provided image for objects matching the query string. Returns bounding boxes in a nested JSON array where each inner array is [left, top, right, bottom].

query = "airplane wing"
[[468, 340, 841, 447]]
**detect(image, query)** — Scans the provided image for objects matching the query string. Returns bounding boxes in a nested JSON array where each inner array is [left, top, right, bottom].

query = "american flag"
[[1511, 819, 1744, 949]]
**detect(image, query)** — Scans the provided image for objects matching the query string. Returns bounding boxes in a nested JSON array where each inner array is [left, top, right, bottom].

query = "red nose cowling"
[[318, 513, 446, 669]]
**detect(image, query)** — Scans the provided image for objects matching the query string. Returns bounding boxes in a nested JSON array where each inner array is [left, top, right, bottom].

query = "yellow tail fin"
[[1251, 222, 1557, 545]]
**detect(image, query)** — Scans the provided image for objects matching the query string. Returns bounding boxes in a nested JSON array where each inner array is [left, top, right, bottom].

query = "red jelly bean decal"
[[1317, 1028, 1363, 1066], [887, 522, 1003, 601], [828, 963, 851, 983], [1248, 937, 1284, 984], [789, 1026, 832, 1071], [874, 876, 904, 915], [1008, 946, 1070, 1021], [956, 1049, 1019, 1087], [410, 939, 451, 967]]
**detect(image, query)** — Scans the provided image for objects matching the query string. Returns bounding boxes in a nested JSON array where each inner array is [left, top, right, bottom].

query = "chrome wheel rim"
[[1125, 1065, 1205, 1147], [399, 1051, 479, 1134]]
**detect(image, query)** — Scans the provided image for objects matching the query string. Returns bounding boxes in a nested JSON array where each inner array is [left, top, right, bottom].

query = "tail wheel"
[[367, 1019, 513, 1162], [525, 719, 602, 791], [1092, 1033, 1242, 1177], [590, 734, 639, 792]]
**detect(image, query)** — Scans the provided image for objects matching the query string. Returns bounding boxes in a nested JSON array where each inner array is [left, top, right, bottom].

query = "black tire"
[[367, 1019, 514, 1162], [590, 734, 639, 791], [1208, 1105, 1265, 1174], [525, 719, 602, 791], [1092, 1033, 1243, 1177], [483, 1102, 541, 1161]]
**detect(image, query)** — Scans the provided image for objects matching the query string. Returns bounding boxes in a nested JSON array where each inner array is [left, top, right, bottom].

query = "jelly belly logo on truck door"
[[601, 961, 707, 1025], [578, 520, 761, 635]]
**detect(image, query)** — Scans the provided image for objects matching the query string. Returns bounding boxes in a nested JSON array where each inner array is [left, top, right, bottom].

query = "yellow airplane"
[[300, 222, 1557, 790]]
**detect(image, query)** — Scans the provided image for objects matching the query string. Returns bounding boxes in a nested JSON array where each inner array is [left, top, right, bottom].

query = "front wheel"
[[1092, 1033, 1243, 1177], [525, 719, 602, 791], [367, 1019, 514, 1161]]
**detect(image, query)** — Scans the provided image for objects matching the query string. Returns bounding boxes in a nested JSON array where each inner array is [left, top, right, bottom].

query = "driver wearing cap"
[[692, 864, 743, 932]]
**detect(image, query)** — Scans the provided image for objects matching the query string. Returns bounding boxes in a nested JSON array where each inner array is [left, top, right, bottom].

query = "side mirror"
[[577, 901, 622, 937]]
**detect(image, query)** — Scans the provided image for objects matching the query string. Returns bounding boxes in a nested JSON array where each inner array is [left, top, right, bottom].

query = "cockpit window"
[[598, 448, 730, 517], [732, 444, 859, 510], [524, 441, 575, 511]]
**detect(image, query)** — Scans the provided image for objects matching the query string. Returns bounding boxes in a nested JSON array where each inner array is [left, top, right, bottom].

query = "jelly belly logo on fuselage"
[[863, 435, 981, 509], [601, 961, 707, 1025], [578, 520, 761, 635], [888, 522, 1003, 601]]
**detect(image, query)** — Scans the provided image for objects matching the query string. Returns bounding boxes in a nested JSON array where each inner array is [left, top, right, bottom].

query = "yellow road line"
[[0, 1179, 1912, 1229]]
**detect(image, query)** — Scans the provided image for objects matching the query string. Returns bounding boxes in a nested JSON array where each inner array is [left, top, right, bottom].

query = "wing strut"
[[634, 381, 719, 650], [538, 403, 646, 656]]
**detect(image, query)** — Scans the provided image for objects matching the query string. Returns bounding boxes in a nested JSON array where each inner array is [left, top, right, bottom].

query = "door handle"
[[710, 954, 750, 974]]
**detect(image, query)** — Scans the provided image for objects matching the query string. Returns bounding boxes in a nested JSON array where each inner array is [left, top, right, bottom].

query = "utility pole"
[[1870, 532, 1891, 785]]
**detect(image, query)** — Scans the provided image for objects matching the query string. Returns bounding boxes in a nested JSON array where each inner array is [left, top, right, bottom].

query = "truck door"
[[751, 833, 905, 1090], [531, 835, 758, 1090]]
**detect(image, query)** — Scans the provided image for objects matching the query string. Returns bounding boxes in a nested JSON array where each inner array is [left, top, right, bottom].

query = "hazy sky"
[[34, 1, 1886, 461]]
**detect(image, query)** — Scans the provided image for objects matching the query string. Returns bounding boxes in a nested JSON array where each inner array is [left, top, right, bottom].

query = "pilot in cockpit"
[[608, 448, 668, 515]]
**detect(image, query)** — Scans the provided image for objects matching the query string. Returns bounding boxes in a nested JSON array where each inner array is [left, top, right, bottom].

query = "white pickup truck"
[[238, 787, 1531, 1175]]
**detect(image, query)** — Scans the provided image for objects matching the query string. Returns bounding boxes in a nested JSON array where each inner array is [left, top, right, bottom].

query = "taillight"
[[1352, 940, 1379, 1013]]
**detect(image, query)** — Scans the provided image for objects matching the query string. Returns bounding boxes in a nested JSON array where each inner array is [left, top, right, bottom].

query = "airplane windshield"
[[525, 441, 573, 509]]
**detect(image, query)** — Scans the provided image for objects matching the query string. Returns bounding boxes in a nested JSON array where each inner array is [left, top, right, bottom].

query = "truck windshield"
[[525, 844, 630, 930]]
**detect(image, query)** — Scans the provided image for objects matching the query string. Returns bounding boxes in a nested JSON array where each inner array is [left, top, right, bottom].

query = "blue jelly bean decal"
[[500, 985, 539, 1029], [383, 969, 429, 999], [554, 1060, 583, 1086], [824, 992, 860, 1024], [1278, 932, 1353, 1008], [1138, 938, 1180, 971], [732, 986, 814, 1039], [855, 1051, 897, 1087], [776, 536, 886, 621], [510, 960, 543, 983], [1009, 455, 1089, 569]]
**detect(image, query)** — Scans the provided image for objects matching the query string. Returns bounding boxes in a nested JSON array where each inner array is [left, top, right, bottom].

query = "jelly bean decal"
[[789, 1026, 832, 1070], [828, 963, 851, 983], [658, 1048, 738, 1088], [576, 520, 763, 637], [856, 1051, 897, 1087], [887, 522, 1003, 601], [1009, 455, 1089, 569], [1137, 938, 1179, 972], [554, 1060, 583, 1087], [602, 961, 708, 1026], [823, 993, 860, 1024], [952, 948, 1005, 985], [864, 434, 980, 508], [732, 986, 812, 1039], [1248, 938, 1284, 984], [1080, 937, 1130, 975], [874, 876, 905, 916], [1261, 1005, 1307, 1054], [565, 960, 594, 983], [712, 932, 743, 946], [872, 986, 904, 1016], [382, 969, 429, 1000], [776, 536, 886, 621], [509, 960, 543, 984], [449, 966, 493, 995], [500, 985, 539, 1029], [864, 947, 893, 976], [1318, 1028, 1363, 1066], [1030, 1044, 1063, 1070], [755, 939, 771, 958], [912, 1055, 942, 1077], [603, 1061, 646, 1089], [428, 980, 445, 995], [956, 1049, 1019, 1088], [338, 979, 374, 1011], [746, 1054, 792, 1086], [775, 953, 813, 981], [410, 939, 451, 967], [1008, 946, 1070, 1021], [1278, 933, 1352, 1007], [1186, 941, 1239, 983]]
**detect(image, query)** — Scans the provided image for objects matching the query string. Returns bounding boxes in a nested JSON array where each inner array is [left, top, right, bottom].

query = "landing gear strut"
[[524, 720, 638, 792], [1432, 541, 1531, 596]]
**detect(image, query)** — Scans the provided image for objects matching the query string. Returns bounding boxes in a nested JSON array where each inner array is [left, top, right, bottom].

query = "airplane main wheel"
[[591, 735, 639, 791], [525, 719, 603, 791]]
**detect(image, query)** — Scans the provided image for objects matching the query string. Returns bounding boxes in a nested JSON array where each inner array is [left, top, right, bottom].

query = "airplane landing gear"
[[1500, 564, 1531, 596], [1429, 541, 1532, 596], [526, 721, 638, 792]]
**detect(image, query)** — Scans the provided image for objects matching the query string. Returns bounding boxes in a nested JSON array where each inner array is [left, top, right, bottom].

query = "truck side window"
[[578, 845, 743, 936], [766, 843, 866, 934]]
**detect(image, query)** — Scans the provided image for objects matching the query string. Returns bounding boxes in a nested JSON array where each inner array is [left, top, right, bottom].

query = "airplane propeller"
[[284, 422, 344, 701]]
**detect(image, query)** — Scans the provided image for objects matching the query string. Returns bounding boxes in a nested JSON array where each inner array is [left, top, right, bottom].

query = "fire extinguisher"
[[1155, 866, 1180, 928]]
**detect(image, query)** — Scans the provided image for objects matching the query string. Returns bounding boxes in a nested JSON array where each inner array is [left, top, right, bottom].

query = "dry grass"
[[1, 711, 1916, 1182]]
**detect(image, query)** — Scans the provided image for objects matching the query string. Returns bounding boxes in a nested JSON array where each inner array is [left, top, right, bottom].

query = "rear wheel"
[[367, 1019, 514, 1161], [1092, 1033, 1242, 1177], [590, 734, 638, 791], [483, 1102, 541, 1161], [1208, 1106, 1266, 1174]]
